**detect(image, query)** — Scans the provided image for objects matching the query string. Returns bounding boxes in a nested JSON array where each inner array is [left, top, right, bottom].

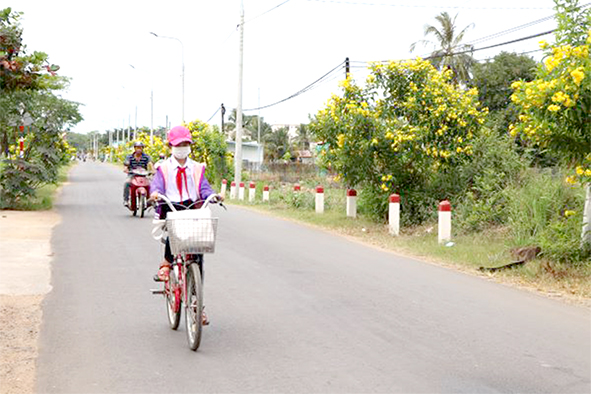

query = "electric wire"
[[304, 0, 553, 10], [243, 0, 292, 25], [243, 60, 345, 111], [465, 2, 590, 46], [206, 107, 221, 123]]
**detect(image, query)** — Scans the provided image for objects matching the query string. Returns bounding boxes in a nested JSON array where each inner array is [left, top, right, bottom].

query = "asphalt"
[[5, 161, 591, 394]]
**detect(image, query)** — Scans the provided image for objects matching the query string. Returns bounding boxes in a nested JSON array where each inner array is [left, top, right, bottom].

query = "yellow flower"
[[585, 169, 591, 176], [576, 166, 584, 175], [547, 104, 561, 112], [539, 40, 549, 49], [551, 91, 567, 103], [564, 210, 576, 218], [337, 134, 345, 148], [570, 68, 585, 86], [565, 175, 577, 184]]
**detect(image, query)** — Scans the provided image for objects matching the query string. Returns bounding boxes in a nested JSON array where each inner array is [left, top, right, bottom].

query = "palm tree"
[[263, 127, 291, 162], [410, 12, 474, 84], [225, 109, 272, 142], [294, 123, 313, 150]]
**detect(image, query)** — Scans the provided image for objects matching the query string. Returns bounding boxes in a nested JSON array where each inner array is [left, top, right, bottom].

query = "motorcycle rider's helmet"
[[133, 141, 145, 148], [167, 126, 192, 146]]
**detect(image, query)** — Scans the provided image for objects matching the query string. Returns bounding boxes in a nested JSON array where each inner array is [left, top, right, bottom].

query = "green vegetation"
[[0, 7, 81, 209]]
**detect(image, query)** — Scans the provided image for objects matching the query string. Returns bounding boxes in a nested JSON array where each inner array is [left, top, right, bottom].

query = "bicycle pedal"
[[150, 289, 165, 295]]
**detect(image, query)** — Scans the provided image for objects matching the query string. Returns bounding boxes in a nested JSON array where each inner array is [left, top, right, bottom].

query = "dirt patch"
[[0, 209, 59, 394], [0, 295, 43, 394]]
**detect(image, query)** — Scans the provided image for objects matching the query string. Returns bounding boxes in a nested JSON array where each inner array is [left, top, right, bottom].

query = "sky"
[[8, 0, 561, 135]]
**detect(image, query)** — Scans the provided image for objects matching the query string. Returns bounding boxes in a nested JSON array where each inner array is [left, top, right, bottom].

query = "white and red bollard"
[[438, 200, 452, 244], [220, 179, 227, 198], [263, 185, 270, 202], [249, 182, 256, 202], [389, 193, 400, 236], [230, 181, 237, 199], [346, 189, 357, 218], [315, 185, 324, 214], [239, 182, 245, 201]]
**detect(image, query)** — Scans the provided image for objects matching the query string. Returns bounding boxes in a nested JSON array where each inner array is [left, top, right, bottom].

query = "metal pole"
[[234, 2, 245, 186], [150, 89, 154, 144], [258, 88, 261, 143], [134, 105, 137, 140], [221, 103, 226, 135]]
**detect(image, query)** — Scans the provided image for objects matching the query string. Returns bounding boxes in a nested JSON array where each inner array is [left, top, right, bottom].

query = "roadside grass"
[[228, 195, 591, 303], [12, 164, 72, 211]]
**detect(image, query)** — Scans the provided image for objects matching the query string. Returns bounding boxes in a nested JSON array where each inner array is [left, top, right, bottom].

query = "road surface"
[[36, 162, 590, 393]]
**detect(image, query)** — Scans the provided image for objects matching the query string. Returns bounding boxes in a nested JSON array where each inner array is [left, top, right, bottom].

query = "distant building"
[[295, 150, 314, 164], [226, 140, 264, 170]]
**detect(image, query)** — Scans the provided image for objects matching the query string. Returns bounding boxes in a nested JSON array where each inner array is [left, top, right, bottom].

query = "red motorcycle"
[[127, 168, 151, 218]]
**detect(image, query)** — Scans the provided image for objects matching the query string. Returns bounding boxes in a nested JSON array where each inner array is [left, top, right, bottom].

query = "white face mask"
[[172, 146, 191, 160]]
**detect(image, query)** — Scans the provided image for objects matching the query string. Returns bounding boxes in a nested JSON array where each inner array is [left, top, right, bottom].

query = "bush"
[[503, 167, 588, 263], [455, 131, 526, 231]]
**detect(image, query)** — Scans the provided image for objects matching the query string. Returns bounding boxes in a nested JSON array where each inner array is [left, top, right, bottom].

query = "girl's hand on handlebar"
[[149, 192, 160, 202]]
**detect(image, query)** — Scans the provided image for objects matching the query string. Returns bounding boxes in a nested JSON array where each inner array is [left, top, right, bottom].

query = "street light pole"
[[150, 32, 185, 124]]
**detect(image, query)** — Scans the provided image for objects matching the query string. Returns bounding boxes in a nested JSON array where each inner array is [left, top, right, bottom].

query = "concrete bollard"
[[315, 185, 324, 214], [221, 179, 227, 198], [389, 194, 400, 236], [438, 200, 452, 244], [294, 184, 301, 192], [346, 189, 357, 218], [238, 182, 245, 201], [263, 185, 270, 202], [249, 182, 256, 202], [230, 181, 237, 200]]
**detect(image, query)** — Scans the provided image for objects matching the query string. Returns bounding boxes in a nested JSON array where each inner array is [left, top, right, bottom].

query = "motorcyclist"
[[123, 141, 153, 206]]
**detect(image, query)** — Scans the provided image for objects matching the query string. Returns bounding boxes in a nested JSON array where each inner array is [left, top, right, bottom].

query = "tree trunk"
[[582, 184, 591, 248]]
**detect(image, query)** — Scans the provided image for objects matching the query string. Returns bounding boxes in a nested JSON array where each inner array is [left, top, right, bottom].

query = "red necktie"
[[176, 167, 188, 201]]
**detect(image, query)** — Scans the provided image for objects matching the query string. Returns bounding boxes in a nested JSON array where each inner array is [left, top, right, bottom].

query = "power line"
[[465, 15, 555, 46], [425, 29, 555, 60], [304, 0, 553, 10], [243, 60, 345, 112], [465, 2, 590, 46], [473, 48, 544, 63], [206, 107, 221, 123], [244, 0, 292, 25]]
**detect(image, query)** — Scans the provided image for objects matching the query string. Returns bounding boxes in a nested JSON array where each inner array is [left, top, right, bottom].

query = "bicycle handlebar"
[[155, 193, 224, 212]]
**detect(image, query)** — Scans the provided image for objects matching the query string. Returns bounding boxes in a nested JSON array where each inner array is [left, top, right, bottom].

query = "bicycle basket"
[[166, 209, 219, 254]]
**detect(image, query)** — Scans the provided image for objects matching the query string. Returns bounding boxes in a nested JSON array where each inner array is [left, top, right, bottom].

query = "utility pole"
[[150, 89, 154, 144], [221, 103, 226, 135], [234, 2, 245, 186], [134, 106, 137, 140], [258, 88, 261, 143], [345, 57, 350, 78]]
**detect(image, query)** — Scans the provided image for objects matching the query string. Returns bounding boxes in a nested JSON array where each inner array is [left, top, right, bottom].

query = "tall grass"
[[503, 168, 587, 263]]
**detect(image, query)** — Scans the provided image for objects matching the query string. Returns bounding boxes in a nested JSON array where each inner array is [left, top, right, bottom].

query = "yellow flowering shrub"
[[510, 31, 591, 183], [311, 59, 487, 196]]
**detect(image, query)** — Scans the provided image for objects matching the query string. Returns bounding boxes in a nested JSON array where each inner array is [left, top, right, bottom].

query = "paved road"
[[37, 162, 590, 393]]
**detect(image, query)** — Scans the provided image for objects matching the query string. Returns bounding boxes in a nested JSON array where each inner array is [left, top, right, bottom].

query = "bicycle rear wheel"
[[165, 266, 181, 330], [185, 262, 203, 351]]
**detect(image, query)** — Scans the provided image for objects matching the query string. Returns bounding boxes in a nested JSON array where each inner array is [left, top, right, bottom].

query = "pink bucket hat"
[[167, 125, 193, 146]]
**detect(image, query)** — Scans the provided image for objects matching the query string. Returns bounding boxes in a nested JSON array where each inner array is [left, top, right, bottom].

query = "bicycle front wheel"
[[185, 262, 203, 351], [165, 267, 181, 330]]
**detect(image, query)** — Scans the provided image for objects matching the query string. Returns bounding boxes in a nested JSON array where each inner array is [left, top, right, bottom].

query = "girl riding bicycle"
[[150, 125, 221, 293]]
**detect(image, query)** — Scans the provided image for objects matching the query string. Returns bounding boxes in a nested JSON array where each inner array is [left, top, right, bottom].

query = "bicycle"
[[150, 193, 224, 351]]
